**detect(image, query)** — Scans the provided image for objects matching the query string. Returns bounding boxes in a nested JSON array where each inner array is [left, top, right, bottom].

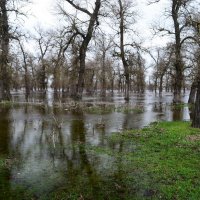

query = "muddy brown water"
[[0, 91, 190, 198]]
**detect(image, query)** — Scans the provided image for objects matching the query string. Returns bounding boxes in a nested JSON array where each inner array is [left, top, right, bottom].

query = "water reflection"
[[0, 107, 12, 200], [0, 91, 191, 198], [0, 107, 10, 155]]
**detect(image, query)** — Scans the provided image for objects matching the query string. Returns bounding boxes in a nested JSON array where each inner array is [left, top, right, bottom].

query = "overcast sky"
[[23, 0, 170, 48]]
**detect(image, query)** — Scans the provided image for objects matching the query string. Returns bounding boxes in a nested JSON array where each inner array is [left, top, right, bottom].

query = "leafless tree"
[[110, 0, 137, 101], [59, 0, 102, 99], [49, 29, 68, 94], [0, 0, 11, 100], [33, 27, 53, 93], [0, 0, 29, 100], [189, 14, 200, 127], [95, 34, 114, 97], [149, 44, 174, 95], [151, 0, 197, 103]]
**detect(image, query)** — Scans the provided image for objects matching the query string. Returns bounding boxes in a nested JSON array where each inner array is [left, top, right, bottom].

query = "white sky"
[[21, 0, 172, 76], [23, 0, 56, 30], [23, 0, 170, 47]]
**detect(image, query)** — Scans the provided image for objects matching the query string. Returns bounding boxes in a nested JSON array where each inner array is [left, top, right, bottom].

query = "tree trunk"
[[188, 81, 197, 104], [159, 75, 164, 96], [154, 78, 158, 94], [111, 75, 114, 95], [172, 1, 183, 103], [70, 0, 101, 99], [191, 81, 200, 128], [76, 46, 86, 99], [118, 0, 130, 101], [41, 63, 47, 93], [173, 66, 183, 103], [101, 52, 106, 97], [19, 41, 30, 101], [24, 69, 30, 101], [0, 0, 11, 100]]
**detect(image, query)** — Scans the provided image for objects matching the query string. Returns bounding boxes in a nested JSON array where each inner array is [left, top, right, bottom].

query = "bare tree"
[[149, 45, 173, 95], [95, 34, 113, 97], [189, 15, 200, 128], [111, 0, 137, 101], [0, 0, 29, 100], [33, 28, 53, 93], [150, 0, 196, 103], [59, 0, 102, 99], [0, 0, 11, 100], [50, 29, 67, 94]]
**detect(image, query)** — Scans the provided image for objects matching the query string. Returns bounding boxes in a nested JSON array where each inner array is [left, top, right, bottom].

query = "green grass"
[[1, 121, 200, 199], [104, 121, 200, 199], [48, 121, 200, 200]]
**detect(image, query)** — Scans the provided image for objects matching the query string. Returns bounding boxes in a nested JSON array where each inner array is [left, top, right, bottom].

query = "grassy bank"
[[1, 121, 200, 199], [105, 121, 200, 199]]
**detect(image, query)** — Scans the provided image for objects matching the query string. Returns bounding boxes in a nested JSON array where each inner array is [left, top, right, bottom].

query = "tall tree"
[[95, 34, 113, 97], [0, 0, 29, 100], [192, 79, 200, 128], [190, 16, 200, 128], [33, 28, 53, 93], [18, 39, 30, 101], [150, 0, 195, 103], [0, 0, 11, 100], [171, 0, 184, 103], [148, 45, 173, 95], [60, 0, 102, 99], [111, 0, 137, 101]]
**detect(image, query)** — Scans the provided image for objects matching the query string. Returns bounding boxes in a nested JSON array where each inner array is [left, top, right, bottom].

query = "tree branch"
[[65, 0, 92, 16], [180, 36, 197, 46]]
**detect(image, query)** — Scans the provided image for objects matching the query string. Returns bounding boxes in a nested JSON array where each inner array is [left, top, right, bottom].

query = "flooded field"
[[0, 91, 191, 199]]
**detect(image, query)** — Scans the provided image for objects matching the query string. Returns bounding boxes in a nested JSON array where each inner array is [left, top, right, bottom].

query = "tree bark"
[[159, 75, 163, 96], [188, 81, 197, 104], [118, 0, 130, 101], [71, 0, 101, 99], [0, 0, 11, 100], [18, 40, 30, 101], [191, 81, 200, 128], [101, 51, 106, 97], [172, 0, 183, 103]]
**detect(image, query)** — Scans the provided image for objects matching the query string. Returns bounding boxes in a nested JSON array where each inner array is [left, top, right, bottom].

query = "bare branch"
[[147, 0, 161, 6], [65, 0, 92, 16], [181, 36, 197, 46]]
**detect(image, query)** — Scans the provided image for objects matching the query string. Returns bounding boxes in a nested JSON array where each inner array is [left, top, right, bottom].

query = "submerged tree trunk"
[[154, 77, 158, 94], [191, 81, 200, 128], [124, 73, 130, 101], [24, 67, 30, 101], [41, 62, 47, 93], [101, 52, 106, 97], [159, 76, 163, 96]]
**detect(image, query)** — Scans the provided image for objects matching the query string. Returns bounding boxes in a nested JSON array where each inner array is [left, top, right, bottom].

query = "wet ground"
[[0, 91, 191, 199]]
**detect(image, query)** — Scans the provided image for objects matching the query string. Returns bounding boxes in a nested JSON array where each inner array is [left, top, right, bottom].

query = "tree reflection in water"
[[0, 91, 191, 198]]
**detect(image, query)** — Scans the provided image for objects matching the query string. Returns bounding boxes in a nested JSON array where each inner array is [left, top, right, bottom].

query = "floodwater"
[[0, 91, 191, 199]]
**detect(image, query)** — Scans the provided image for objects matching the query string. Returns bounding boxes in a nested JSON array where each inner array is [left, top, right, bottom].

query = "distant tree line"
[[0, 0, 200, 126]]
